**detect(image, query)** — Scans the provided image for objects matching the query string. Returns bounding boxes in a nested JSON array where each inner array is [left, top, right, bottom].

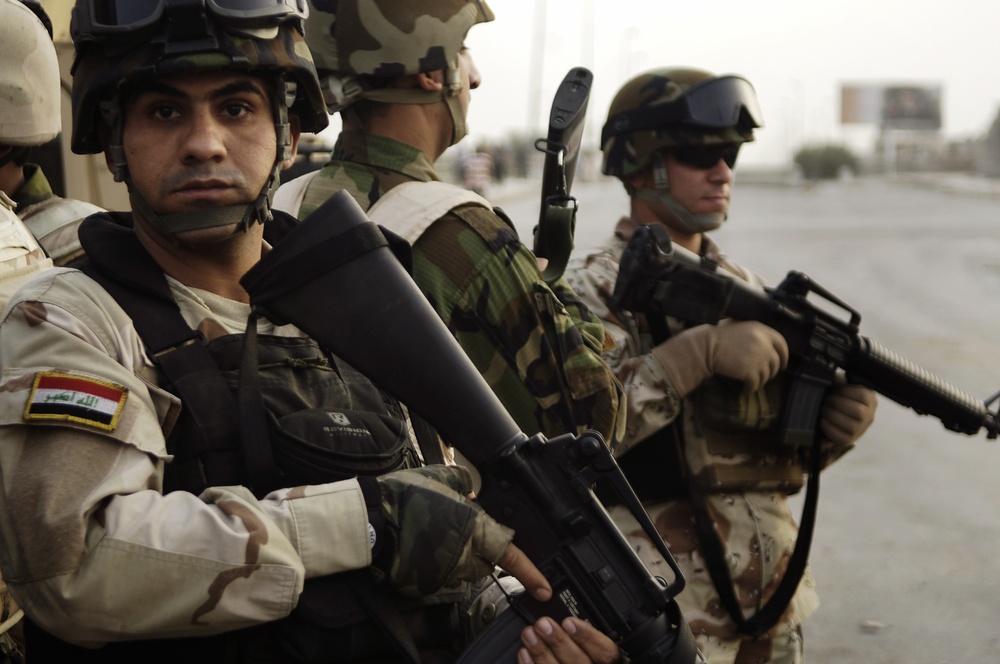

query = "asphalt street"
[[494, 173, 1000, 664]]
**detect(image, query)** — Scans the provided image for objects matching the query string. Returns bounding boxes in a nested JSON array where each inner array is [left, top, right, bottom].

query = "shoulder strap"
[[272, 169, 321, 217], [76, 215, 246, 493], [367, 180, 492, 244]]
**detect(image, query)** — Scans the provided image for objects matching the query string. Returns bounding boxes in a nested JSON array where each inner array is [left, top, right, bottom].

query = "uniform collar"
[[333, 131, 440, 184]]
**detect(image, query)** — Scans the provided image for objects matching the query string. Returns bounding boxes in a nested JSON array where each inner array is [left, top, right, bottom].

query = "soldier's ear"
[[416, 71, 444, 92]]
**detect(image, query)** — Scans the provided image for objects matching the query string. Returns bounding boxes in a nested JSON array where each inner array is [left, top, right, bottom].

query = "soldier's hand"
[[519, 617, 621, 664], [819, 382, 878, 449], [652, 320, 788, 397], [367, 465, 551, 602]]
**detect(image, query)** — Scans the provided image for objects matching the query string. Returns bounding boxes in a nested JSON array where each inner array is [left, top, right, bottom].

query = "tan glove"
[[818, 381, 878, 453], [650, 320, 789, 397]]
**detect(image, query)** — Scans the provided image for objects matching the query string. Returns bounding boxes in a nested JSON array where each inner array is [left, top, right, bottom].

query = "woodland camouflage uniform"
[[280, 0, 625, 444]]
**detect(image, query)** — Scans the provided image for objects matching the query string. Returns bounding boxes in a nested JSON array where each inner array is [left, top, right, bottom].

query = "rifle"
[[241, 192, 700, 664], [613, 223, 1000, 445], [533, 67, 592, 284]]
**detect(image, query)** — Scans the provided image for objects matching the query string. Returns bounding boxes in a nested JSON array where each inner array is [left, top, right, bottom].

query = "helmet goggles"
[[602, 75, 763, 144], [73, 0, 307, 40]]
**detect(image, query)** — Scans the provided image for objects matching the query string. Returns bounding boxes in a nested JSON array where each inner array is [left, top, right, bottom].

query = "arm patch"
[[24, 371, 128, 432]]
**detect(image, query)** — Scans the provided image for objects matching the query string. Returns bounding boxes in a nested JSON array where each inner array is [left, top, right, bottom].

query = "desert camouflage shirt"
[[0, 252, 374, 647], [565, 216, 821, 639], [0, 190, 52, 309], [12, 164, 103, 266], [294, 131, 625, 445]]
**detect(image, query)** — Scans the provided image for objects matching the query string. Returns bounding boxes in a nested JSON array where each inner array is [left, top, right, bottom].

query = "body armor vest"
[[25, 213, 462, 664]]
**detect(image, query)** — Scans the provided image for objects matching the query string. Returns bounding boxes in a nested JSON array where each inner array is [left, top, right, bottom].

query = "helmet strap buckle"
[[653, 154, 670, 192]]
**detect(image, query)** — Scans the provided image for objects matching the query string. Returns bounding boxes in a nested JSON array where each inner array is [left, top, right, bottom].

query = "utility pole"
[[527, 0, 548, 134]]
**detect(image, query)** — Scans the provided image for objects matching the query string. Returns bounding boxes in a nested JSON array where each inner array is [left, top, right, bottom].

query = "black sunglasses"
[[672, 144, 740, 170]]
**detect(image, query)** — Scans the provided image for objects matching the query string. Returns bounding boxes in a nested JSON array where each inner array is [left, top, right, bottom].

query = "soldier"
[[564, 68, 879, 662], [0, 192, 49, 664], [0, 2, 619, 662], [274, 0, 626, 451], [0, 0, 102, 266]]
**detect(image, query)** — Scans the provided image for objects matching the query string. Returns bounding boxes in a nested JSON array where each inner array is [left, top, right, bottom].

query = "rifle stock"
[[241, 192, 698, 663], [533, 67, 593, 284], [613, 223, 1000, 444]]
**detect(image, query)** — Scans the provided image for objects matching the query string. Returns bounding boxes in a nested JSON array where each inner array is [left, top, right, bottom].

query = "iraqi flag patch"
[[24, 372, 128, 431]]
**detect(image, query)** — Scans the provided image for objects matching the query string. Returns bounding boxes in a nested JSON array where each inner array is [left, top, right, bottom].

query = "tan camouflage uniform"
[[0, 190, 52, 309], [11, 164, 103, 266], [0, 262, 377, 647], [0, 192, 39, 664], [566, 216, 842, 663]]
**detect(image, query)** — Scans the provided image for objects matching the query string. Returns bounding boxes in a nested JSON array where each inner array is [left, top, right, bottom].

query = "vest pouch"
[[268, 407, 416, 487], [689, 374, 805, 493], [275, 573, 462, 664]]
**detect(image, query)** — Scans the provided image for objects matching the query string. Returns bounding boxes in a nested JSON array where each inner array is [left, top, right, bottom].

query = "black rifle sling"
[[672, 415, 823, 638], [645, 306, 822, 638], [76, 215, 245, 491]]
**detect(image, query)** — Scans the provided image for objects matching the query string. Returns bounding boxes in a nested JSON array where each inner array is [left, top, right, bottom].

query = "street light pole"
[[527, 0, 548, 134]]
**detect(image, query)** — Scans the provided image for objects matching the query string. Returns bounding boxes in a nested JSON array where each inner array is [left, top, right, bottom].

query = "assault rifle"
[[533, 67, 593, 284], [241, 192, 699, 664], [614, 224, 1000, 445]]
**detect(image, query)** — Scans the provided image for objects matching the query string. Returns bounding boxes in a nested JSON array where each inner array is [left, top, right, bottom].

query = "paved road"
[[496, 175, 1000, 663]]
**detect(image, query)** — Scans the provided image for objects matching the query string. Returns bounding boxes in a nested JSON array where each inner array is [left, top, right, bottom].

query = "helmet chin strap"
[[635, 154, 726, 234], [103, 79, 297, 239]]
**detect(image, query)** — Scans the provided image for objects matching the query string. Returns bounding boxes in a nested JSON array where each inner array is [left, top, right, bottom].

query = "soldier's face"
[[662, 151, 733, 217], [121, 71, 291, 220]]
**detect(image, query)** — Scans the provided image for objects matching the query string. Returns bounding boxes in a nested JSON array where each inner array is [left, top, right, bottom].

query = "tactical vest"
[[24, 213, 464, 664]]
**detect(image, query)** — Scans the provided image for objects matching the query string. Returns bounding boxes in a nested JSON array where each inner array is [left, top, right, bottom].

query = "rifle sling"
[[646, 309, 821, 639], [674, 417, 822, 638]]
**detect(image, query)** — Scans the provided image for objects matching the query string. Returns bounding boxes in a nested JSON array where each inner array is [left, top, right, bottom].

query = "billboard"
[[841, 83, 942, 130]]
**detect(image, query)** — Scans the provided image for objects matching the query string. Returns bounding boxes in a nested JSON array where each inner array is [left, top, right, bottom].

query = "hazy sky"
[[460, 0, 1000, 166]]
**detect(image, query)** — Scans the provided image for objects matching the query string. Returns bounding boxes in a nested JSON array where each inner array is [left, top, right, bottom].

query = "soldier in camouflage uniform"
[[0, 2, 594, 662], [274, 0, 626, 453], [0, 0, 103, 266], [563, 68, 879, 663]]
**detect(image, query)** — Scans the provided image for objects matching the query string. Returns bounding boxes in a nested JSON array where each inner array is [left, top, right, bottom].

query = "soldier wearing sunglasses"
[[565, 68, 877, 663]]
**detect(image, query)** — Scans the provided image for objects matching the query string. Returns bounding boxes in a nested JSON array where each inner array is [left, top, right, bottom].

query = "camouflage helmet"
[[70, 0, 329, 155], [601, 67, 763, 179], [305, 0, 493, 77], [0, 0, 61, 146], [303, 0, 493, 110]]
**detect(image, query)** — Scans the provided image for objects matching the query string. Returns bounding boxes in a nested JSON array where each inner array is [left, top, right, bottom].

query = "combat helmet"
[[303, 0, 492, 145], [0, 0, 62, 149], [69, 0, 329, 236], [601, 67, 763, 180], [601, 67, 763, 234]]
